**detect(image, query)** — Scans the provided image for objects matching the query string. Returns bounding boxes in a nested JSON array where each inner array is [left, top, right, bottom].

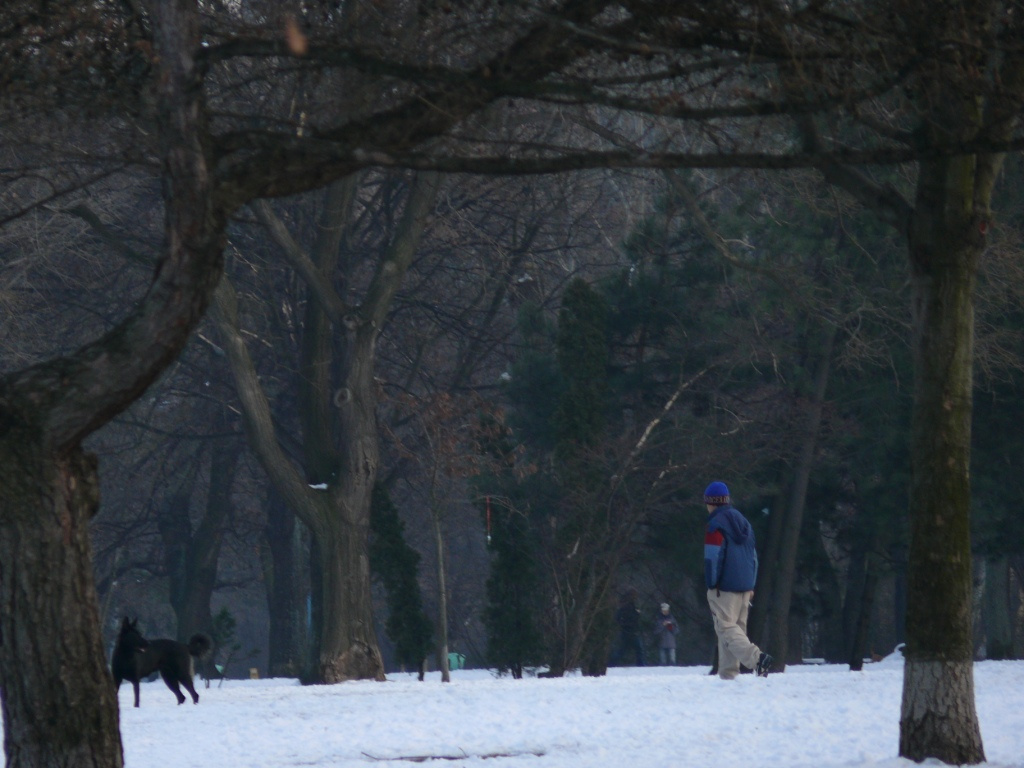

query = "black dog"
[[112, 617, 212, 707]]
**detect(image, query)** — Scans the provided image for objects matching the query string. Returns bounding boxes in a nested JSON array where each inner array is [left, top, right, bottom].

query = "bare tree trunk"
[[848, 546, 880, 671], [577, 567, 614, 677], [0, 448, 123, 768], [899, 152, 986, 764], [840, 536, 869, 660], [803, 4, 1017, 757], [982, 558, 1013, 660], [901, 662, 981, 760], [748, 479, 789, 648], [971, 557, 986, 659], [215, 172, 439, 683], [318, 514, 385, 682], [263, 489, 301, 677], [766, 323, 836, 671], [159, 485, 196, 626], [0, 2, 226, 764], [213, 279, 385, 683], [167, 423, 239, 642], [432, 504, 451, 682], [1012, 557, 1024, 659]]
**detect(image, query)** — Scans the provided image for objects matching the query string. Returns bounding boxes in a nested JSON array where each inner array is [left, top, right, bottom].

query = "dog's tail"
[[188, 633, 214, 660]]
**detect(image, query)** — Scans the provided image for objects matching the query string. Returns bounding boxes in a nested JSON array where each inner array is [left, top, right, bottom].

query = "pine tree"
[[548, 278, 616, 675], [483, 496, 545, 678], [472, 407, 546, 678], [555, 278, 610, 457], [369, 484, 433, 678]]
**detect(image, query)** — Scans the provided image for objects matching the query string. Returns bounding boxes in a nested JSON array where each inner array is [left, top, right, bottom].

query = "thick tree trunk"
[[899, 155, 985, 764], [217, 173, 438, 684], [213, 279, 386, 683], [0, 446, 122, 768], [814, 115, 996, 760], [0, 3, 226, 765], [901, 662, 981, 761], [313, 174, 439, 681], [318, 513, 385, 682]]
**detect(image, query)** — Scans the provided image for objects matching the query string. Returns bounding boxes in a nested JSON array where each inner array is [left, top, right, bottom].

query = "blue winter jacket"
[[704, 505, 758, 592]]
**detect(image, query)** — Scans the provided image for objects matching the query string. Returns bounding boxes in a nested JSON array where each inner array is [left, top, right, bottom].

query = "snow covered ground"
[[8, 653, 1024, 767]]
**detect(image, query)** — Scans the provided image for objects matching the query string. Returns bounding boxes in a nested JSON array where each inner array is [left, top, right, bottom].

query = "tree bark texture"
[[900, 661, 982, 763], [317, 515, 385, 682], [900, 153, 988, 764], [0, 446, 122, 768]]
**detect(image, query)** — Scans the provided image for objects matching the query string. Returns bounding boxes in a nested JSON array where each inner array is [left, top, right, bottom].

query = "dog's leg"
[[181, 675, 200, 704], [161, 671, 187, 704], [132, 680, 141, 708]]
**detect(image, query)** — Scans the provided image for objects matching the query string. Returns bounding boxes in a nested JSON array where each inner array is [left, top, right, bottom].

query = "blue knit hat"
[[703, 481, 730, 505]]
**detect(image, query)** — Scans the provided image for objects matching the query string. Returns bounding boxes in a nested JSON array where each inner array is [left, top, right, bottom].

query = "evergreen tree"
[[473, 408, 545, 678], [555, 278, 610, 456], [369, 484, 433, 678], [482, 495, 545, 678], [548, 278, 617, 675], [486, 280, 620, 676]]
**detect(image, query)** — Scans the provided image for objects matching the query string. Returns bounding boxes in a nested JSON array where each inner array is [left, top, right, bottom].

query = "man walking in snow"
[[703, 481, 773, 679]]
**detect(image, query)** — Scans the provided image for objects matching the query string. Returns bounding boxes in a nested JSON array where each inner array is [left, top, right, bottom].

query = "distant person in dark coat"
[[609, 589, 645, 666], [653, 603, 680, 665], [703, 481, 772, 679]]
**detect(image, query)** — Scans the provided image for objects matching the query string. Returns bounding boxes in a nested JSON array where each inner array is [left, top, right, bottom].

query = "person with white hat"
[[653, 602, 680, 665]]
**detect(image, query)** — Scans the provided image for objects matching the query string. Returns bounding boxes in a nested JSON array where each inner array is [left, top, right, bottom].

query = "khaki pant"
[[707, 589, 762, 680]]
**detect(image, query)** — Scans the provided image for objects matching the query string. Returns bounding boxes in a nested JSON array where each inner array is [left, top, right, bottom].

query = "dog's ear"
[[121, 616, 131, 629]]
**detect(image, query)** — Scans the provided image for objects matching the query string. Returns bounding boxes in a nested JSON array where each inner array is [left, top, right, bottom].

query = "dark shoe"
[[756, 652, 773, 677]]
